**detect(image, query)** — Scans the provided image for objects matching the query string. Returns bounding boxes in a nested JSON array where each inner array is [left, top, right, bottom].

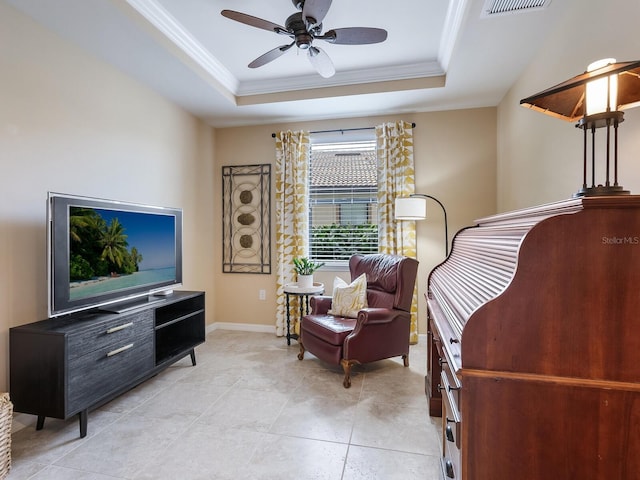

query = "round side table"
[[283, 282, 324, 345]]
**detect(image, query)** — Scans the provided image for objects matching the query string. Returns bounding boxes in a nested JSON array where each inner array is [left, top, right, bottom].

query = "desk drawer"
[[441, 371, 461, 479], [439, 352, 461, 412]]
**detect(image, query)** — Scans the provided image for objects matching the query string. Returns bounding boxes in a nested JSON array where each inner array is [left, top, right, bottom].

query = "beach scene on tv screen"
[[69, 207, 176, 300]]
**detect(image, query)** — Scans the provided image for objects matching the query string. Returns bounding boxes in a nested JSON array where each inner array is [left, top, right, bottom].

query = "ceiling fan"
[[221, 0, 388, 78]]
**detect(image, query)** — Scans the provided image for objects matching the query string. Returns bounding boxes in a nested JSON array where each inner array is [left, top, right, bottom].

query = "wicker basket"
[[0, 394, 12, 479]]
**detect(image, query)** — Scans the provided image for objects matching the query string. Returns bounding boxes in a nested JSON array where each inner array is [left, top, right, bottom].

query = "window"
[[309, 140, 378, 265]]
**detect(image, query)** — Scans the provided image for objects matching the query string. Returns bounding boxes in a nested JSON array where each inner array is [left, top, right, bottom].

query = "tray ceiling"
[[5, 0, 568, 127]]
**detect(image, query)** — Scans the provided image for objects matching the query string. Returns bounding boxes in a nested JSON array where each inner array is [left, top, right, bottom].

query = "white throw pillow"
[[327, 273, 368, 318]]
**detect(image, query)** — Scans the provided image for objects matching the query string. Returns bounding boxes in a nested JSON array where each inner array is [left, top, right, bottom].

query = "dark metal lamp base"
[[574, 185, 630, 197]]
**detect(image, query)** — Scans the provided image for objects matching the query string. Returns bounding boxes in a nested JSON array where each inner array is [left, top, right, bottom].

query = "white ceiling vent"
[[481, 0, 551, 17]]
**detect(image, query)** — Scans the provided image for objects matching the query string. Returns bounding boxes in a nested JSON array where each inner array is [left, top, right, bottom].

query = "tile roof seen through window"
[[310, 150, 377, 188]]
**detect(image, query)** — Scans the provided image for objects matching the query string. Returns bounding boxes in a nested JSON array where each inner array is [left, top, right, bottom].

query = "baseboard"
[[206, 322, 276, 335]]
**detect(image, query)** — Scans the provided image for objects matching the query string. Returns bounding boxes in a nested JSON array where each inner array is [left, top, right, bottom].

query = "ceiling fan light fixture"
[[308, 46, 335, 78], [296, 34, 313, 49]]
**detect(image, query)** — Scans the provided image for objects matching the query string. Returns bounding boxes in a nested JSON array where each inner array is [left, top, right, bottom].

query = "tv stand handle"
[[106, 343, 134, 357], [106, 322, 133, 334]]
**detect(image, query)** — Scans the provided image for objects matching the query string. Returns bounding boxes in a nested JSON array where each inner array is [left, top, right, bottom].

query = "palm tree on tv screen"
[[130, 246, 143, 272], [100, 218, 129, 273]]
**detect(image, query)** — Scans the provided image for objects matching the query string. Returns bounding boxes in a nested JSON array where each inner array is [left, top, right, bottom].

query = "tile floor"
[[7, 330, 443, 480]]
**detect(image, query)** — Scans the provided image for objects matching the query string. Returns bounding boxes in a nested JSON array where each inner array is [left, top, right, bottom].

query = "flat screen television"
[[48, 192, 183, 317]]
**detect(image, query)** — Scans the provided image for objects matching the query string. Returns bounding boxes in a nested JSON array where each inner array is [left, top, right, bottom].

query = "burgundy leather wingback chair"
[[297, 254, 419, 388]]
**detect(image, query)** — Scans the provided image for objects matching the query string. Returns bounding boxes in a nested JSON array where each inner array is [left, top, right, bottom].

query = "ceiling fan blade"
[[248, 43, 295, 68], [319, 27, 388, 45], [302, 0, 332, 27], [308, 46, 335, 78], [221, 10, 288, 35]]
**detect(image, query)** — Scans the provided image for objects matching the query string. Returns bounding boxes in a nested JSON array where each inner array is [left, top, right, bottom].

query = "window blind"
[[309, 141, 378, 262]]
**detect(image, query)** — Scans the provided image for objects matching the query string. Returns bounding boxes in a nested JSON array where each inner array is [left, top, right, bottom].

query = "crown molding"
[[125, 0, 238, 94], [235, 74, 446, 106], [236, 61, 444, 96], [439, 0, 469, 71]]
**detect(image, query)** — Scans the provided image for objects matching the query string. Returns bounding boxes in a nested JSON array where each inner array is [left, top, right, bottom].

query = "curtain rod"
[[271, 123, 416, 138]]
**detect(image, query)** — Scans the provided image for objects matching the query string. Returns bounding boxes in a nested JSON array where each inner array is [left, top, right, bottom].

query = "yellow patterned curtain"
[[274, 130, 310, 336], [375, 121, 419, 343]]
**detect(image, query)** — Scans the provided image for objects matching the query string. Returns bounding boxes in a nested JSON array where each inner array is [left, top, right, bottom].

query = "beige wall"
[[497, 0, 640, 211], [213, 109, 497, 334], [0, 4, 216, 391]]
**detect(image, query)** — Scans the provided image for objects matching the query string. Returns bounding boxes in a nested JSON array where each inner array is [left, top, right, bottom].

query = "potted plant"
[[293, 257, 325, 288]]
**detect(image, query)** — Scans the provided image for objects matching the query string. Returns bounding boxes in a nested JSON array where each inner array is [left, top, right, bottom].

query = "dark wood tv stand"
[[10, 290, 205, 438]]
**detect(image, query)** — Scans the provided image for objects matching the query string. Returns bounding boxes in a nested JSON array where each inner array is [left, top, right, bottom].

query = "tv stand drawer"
[[67, 310, 153, 359], [68, 334, 154, 413]]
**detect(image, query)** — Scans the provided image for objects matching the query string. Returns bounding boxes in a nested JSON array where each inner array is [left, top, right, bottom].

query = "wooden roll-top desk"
[[426, 196, 640, 480]]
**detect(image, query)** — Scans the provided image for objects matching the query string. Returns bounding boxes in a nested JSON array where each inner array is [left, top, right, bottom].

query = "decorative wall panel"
[[222, 164, 271, 273]]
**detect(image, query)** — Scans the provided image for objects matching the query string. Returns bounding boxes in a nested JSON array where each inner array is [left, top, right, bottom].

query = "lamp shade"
[[585, 58, 618, 115], [394, 197, 427, 220], [520, 60, 640, 122]]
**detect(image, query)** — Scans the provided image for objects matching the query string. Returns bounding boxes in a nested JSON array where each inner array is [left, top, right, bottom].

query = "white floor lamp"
[[394, 194, 449, 257]]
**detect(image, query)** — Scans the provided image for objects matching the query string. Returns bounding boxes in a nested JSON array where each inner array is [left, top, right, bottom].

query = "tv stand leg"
[[190, 349, 196, 366], [36, 415, 45, 431], [79, 410, 88, 438]]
